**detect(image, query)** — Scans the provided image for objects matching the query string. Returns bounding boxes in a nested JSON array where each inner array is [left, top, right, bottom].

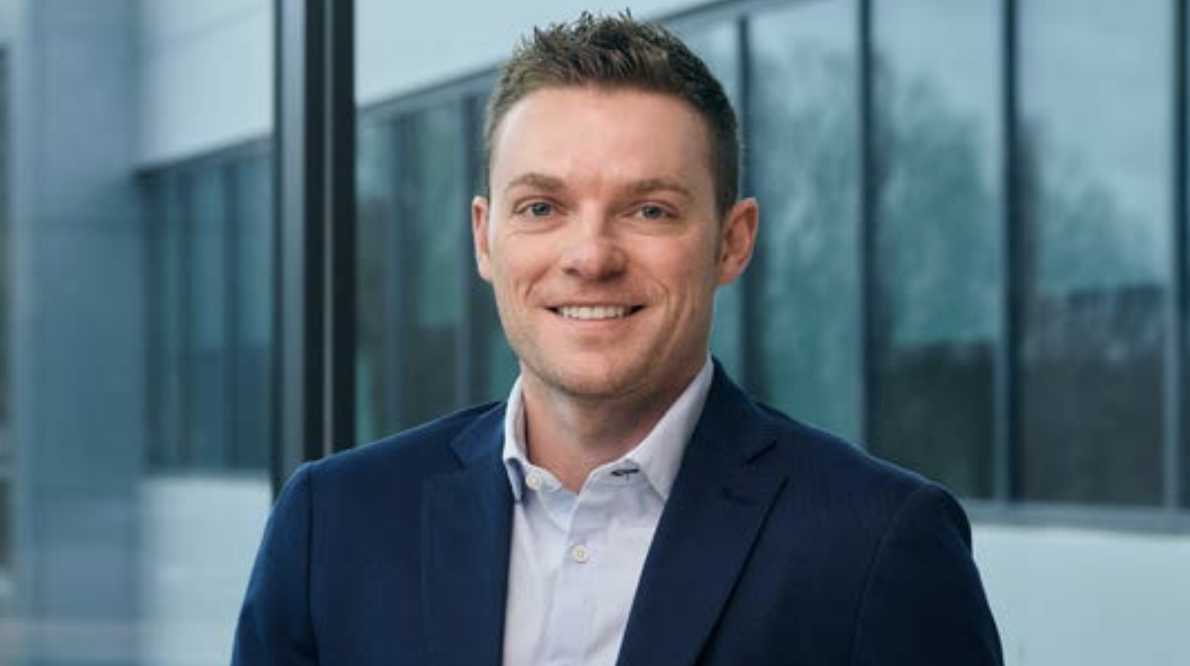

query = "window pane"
[[1018, 0, 1171, 505], [750, 0, 862, 441], [148, 173, 185, 468], [188, 168, 231, 468], [356, 115, 400, 442], [409, 108, 467, 424], [356, 103, 472, 439], [870, 0, 1002, 497], [230, 154, 274, 470]]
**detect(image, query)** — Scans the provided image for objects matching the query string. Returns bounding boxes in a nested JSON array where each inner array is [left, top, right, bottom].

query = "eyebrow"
[[629, 178, 694, 201], [504, 172, 565, 194], [504, 173, 694, 200]]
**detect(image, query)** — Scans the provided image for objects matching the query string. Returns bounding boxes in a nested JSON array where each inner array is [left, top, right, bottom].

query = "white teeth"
[[558, 305, 632, 320]]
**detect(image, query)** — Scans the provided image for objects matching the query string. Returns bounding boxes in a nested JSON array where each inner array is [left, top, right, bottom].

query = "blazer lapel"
[[616, 366, 787, 666], [421, 407, 513, 666]]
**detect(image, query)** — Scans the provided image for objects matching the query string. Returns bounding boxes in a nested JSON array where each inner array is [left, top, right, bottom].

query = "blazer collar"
[[616, 361, 787, 666], [422, 405, 512, 666]]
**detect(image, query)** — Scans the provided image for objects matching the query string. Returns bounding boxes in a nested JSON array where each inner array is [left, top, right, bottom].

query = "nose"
[[558, 215, 627, 280]]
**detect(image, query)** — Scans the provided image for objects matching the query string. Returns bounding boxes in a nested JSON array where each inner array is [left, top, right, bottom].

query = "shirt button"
[[526, 472, 543, 490], [570, 544, 591, 563]]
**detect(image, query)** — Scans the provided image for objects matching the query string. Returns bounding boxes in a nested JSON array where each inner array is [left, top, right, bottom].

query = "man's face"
[[473, 86, 757, 405]]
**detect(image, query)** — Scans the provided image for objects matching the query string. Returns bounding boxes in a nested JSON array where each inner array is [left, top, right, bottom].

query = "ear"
[[472, 195, 493, 283], [716, 197, 759, 286]]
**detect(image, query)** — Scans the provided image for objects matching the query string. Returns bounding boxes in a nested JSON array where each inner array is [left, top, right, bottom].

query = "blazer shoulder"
[[760, 402, 927, 490], [304, 401, 505, 494], [741, 400, 973, 549]]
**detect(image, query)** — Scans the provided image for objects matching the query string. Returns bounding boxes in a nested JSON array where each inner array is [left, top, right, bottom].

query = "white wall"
[[136, 0, 271, 166], [139, 476, 272, 666], [974, 523, 1190, 666]]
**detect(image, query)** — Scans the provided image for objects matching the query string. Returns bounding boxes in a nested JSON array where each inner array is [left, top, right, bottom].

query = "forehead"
[[488, 86, 715, 197]]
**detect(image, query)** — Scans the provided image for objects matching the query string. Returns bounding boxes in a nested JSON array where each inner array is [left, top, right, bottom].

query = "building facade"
[[1, 0, 1188, 664]]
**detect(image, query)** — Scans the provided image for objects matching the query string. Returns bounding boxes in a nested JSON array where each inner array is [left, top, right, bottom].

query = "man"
[[233, 13, 1002, 666]]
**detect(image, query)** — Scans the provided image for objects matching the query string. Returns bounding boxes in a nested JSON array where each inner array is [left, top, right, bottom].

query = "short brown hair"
[[484, 12, 741, 216]]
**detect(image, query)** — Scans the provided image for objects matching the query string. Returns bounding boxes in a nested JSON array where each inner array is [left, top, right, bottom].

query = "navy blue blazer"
[[233, 365, 1003, 665]]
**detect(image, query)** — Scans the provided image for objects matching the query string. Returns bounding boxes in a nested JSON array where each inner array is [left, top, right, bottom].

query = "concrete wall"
[[10, 0, 144, 663]]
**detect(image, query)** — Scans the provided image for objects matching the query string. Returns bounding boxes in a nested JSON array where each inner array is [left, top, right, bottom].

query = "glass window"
[[356, 102, 475, 440], [1018, 0, 1172, 505], [355, 115, 400, 442], [749, 0, 863, 441], [869, 0, 1002, 497], [188, 167, 232, 468], [230, 153, 274, 469], [147, 159, 273, 472], [147, 171, 185, 468]]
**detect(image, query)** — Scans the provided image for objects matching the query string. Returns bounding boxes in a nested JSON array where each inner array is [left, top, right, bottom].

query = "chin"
[[532, 358, 645, 401]]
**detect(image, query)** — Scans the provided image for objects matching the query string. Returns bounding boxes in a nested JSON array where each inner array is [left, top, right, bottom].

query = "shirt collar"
[[501, 357, 714, 502]]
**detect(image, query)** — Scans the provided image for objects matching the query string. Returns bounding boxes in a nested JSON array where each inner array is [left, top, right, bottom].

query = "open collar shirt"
[[500, 358, 714, 666]]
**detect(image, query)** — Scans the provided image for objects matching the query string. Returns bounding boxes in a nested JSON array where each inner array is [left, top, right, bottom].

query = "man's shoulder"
[[305, 401, 506, 491], [704, 366, 928, 499], [740, 397, 941, 512]]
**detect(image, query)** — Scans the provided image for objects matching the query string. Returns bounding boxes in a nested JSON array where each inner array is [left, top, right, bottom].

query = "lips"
[[553, 305, 641, 320]]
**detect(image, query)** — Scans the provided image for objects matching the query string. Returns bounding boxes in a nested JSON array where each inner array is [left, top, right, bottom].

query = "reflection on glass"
[[356, 103, 471, 439], [231, 155, 274, 469], [870, 0, 1001, 497], [148, 157, 273, 472], [677, 20, 746, 378], [750, 0, 862, 440], [189, 168, 230, 468], [410, 108, 467, 425], [1019, 0, 1171, 505], [356, 116, 400, 441]]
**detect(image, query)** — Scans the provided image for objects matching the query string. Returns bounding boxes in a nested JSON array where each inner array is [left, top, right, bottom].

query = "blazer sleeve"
[[850, 483, 1004, 666], [231, 463, 319, 665]]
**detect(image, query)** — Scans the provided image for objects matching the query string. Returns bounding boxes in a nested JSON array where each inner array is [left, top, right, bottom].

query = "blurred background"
[[0, 0, 1187, 664]]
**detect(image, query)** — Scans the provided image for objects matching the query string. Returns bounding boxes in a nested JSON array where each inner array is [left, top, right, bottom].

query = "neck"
[[519, 366, 701, 492]]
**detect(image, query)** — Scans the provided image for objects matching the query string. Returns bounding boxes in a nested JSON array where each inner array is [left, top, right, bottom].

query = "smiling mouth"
[[552, 305, 642, 320]]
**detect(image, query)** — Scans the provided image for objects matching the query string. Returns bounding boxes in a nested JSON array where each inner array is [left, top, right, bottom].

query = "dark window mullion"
[[272, 0, 356, 492], [858, 0, 876, 450], [997, 0, 1022, 503]]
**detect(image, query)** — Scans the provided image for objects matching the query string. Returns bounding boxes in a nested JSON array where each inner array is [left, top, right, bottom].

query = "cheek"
[[488, 242, 549, 301]]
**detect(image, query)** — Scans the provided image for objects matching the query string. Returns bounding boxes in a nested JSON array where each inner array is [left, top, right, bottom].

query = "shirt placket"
[[539, 479, 615, 665]]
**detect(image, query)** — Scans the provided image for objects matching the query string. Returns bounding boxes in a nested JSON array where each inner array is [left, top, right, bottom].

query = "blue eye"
[[639, 205, 668, 220], [526, 202, 553, 217]]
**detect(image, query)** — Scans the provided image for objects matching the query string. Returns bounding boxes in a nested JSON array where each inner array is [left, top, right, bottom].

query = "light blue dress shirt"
[[500, 359, 714, 666]]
